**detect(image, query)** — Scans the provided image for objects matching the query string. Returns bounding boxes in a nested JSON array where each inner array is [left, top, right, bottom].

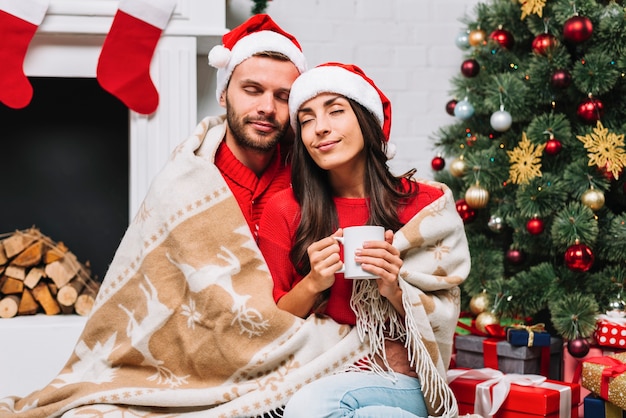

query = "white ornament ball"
[[455, 30, 471, 50], [454, 99, 475, 120], [490, 110, 512, 132]]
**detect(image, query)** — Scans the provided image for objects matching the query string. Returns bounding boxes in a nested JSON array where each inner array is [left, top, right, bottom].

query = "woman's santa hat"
[[288, 62, 395, 158], [208, 14, 307, 102]]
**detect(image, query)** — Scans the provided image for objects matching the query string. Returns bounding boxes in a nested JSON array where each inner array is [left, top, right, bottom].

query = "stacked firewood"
[[0, 227, 101, 318]]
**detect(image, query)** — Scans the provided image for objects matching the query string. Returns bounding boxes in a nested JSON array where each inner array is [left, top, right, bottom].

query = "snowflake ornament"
[[577, 121, 626, 180], [519, 0, 546, 19], [507, 132, 546, 184]]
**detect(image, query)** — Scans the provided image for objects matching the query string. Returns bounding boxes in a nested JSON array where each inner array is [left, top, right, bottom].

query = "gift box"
[[455, 334, 563, 380], [583, 393, 626, 418], [594, 317, 626, 349], [507, 324, 551, 347], [448, 368, 580, 418], [563, 344, 605, 417], [580, 352, 626, 410]]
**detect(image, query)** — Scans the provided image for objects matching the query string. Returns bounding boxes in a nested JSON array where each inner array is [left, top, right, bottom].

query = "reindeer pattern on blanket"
[[0, 116, 469, 418]]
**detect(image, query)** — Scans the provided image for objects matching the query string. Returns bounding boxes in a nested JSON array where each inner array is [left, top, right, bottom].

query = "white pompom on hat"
[[208, 14, 307, 102], [288, 62, 394, 158]]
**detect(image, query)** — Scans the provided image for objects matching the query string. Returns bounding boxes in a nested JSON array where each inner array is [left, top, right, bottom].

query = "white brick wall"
[[198, 0, 480, 179]]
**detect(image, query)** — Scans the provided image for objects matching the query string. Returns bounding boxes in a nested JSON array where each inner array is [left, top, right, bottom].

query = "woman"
[[257, 63, 470, 417]]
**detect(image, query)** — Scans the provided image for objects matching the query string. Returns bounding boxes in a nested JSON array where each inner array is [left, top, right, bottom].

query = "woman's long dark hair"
[[290, 97, 417, 277]]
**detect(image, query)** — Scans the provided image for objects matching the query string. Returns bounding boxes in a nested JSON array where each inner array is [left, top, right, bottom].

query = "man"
[[197, 14, 307, 239]]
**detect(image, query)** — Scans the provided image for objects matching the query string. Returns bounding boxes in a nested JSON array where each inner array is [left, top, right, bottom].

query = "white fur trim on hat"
[[288, 65, 384, 132], [209, 30, 307, 102]]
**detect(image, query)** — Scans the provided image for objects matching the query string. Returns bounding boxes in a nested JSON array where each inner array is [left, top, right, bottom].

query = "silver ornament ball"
[[490, 110, 512, 132], [488, 215, 503, 232]]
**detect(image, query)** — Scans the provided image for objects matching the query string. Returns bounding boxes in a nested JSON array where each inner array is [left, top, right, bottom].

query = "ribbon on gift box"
[[597, 314, 626, 326], [575, 356, 626, 400], [447, 367, 572, 418], [507, 323, 546, 347], [481, 336, 551, 377]]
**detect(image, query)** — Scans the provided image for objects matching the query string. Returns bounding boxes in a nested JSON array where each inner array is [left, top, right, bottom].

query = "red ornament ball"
[[577, 98, 604, 124], [532, 33, 558, 55], [489, 28, 514, 49], [567, 338, 590, 358], [456, 199, 476, 223], [551, 69, 572, 89], [563, 15, 593, 44], [461, 59, 480, 77], [526, 218, 545, 235], [506, 248, 524, 264], [564, 242, 594, 272], [545, 138, 562, 156], [445, 99, 457, 116], [431, 156, 445, 171]]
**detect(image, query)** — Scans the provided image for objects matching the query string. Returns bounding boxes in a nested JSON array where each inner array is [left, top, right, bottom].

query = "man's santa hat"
[[288, 62, 395, 158], [208, 14, 307, 101]]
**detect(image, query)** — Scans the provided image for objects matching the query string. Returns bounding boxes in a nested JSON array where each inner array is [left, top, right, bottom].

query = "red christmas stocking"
[[0, 0, 50, 109], [97, 0, 177, 115]]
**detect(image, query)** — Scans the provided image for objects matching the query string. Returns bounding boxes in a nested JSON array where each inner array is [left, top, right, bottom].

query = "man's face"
[[221, 56, 300, 153]]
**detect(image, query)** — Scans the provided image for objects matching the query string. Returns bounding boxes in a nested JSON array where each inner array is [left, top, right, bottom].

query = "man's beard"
[[226, 100, 287, 153]]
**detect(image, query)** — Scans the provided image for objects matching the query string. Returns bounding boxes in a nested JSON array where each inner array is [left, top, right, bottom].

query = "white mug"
[[335, 225, 385, 279]]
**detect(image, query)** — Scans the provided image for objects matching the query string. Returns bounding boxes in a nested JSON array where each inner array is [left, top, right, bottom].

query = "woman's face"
[[296, 93, 365, 172]]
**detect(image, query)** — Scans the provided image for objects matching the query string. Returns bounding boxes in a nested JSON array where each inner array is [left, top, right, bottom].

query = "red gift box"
[[594, 317, 626, 349], [448, 368, 580, 418]]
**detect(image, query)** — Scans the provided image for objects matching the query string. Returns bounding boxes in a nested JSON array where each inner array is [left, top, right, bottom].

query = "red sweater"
[[214, 141, 291, 239], [257, 179, 444, 325]]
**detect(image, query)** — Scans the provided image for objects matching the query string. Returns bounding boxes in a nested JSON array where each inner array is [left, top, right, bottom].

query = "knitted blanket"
[[0, 117, 469, 418]]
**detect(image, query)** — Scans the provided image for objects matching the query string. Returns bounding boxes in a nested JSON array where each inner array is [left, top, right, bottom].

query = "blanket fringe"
[[350, 279, 459, 418]]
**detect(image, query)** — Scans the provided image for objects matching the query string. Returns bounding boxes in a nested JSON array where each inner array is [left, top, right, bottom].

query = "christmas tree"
[[432, 0, 626, 355]]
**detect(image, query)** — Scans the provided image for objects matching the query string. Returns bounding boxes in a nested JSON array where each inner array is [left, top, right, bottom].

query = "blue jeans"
[[282, 372, 428, 418]]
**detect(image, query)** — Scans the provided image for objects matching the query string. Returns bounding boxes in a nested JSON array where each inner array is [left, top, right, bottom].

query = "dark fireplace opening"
[[1, 77, 129, 282]]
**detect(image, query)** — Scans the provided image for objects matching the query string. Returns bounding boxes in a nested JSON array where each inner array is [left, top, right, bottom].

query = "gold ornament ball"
[[581, 188, 605, 211], [475, 311, 499, 334], [465, 184, 490, 209], [468, 29, 487, 46], [450, 157, 467, 177], [469, 292, 490, 315]]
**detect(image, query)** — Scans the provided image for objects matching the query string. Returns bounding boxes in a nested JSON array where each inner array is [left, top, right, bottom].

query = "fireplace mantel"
[[24, 0, 227, 219]]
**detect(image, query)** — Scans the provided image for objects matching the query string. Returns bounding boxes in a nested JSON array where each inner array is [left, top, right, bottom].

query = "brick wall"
[[199, 0, 480, 179]]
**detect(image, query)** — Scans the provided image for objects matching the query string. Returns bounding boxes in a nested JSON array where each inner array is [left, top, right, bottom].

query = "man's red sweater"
[[214, 141, 291, 239]]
